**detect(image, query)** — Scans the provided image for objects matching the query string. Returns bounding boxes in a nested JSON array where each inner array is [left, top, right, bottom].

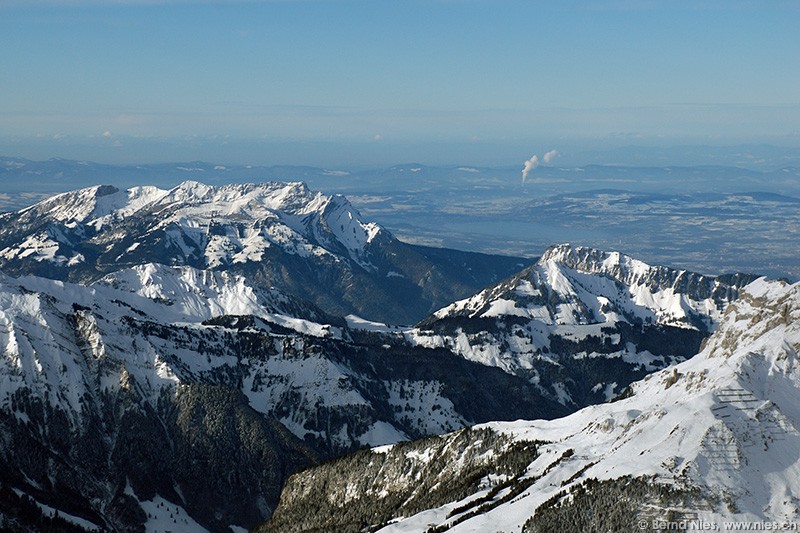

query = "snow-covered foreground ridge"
[[266, 277, 800, 532]]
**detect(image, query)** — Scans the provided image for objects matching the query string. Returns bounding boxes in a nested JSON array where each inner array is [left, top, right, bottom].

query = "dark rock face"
[[127, 313, 568, 457], [223, 238, 524, 325], [0, 383, 317, 533]]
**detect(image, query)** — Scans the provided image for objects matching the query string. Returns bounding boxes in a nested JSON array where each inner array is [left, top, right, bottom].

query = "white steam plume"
[[521, 154, 539, 184], [521, 149, 559, 184], [542, 149, 559, 164]]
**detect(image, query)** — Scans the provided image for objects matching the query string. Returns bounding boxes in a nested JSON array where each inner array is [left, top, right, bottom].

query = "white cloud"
[[542, 149, 559, 164]]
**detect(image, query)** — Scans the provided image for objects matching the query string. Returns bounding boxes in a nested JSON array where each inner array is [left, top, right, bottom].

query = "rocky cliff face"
[[0, 381, 317, 533]]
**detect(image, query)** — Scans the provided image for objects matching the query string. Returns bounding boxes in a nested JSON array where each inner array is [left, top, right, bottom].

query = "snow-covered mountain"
[[262, 276, 800, 532], [411, 244, 757, 407], [0, 265, 565, 531], [0, 178, 782, 532], [1, 180, 382, 265], [428, 243, 749, 327], [0, 181, 524, 324]]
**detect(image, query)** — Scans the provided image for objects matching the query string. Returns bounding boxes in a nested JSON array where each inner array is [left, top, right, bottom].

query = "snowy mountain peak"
[[430, 244, 752, 328], [538, 243, 651, 278], [415, 246, 757, 408], [93, 262, 343, 330], [159, 180, 313, 213], [0, 180, 387, 276], [0, 180, 525, 324], [17, 184, 122, 223], [701, 277, 800, 362], [163, 179, 215, 202]]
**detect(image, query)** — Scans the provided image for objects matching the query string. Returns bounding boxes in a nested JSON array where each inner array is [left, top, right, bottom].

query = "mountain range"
[[0, 261, 573, 532], [411, 243, 756, 408], [0, 181, 523, 325], [0, 179, 792, 532]]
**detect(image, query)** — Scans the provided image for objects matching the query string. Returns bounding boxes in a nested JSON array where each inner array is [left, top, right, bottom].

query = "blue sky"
[[1, 0, 798, 166]]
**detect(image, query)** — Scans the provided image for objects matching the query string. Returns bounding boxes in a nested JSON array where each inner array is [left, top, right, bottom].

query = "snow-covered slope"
[[95, 262, 343, 330], [0, 266, 564, 531], [411, 244, 756, 407], [0, 266, 320, 532], [264, 276, 800, 532], [0, 181, 524, 324]]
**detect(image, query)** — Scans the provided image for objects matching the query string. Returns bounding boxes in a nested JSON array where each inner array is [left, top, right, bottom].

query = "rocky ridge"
[[410, 244, 757, 408]]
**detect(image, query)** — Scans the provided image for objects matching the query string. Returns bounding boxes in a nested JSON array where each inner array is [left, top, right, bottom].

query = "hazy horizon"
[[3, 139, 800, 172], [2, 1, 799, 167]]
